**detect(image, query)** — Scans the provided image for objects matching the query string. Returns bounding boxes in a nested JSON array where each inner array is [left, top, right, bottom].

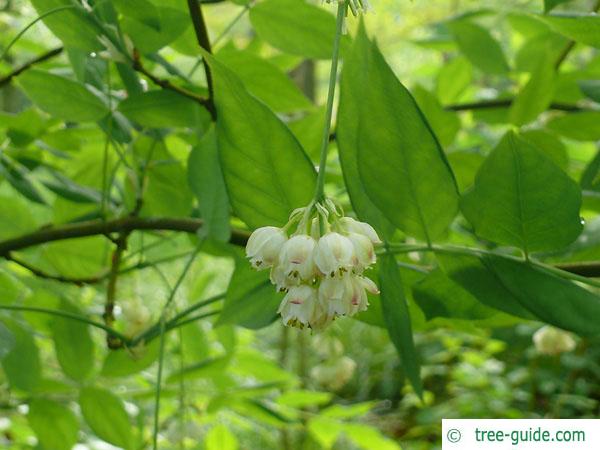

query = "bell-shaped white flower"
[[246, 226, 287, 269], [347, 232, 375, 271], [533, 325, 576, 356], [121, 298, 152, 337], [339, 217, 382, 244], [319, 275, 351, 317], [278, 285, 317, 328], [314, 232, 355, 277], [278, 235, 317, 281]]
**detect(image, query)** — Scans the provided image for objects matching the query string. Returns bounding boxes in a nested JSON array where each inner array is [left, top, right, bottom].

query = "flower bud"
[[339, 217, 381, 244], [533, 326, 576, 356], [314, 232, 355, 277], [278, 285, 317, 329], [246, 226, 287, 269], [278, 235, 317, 281]]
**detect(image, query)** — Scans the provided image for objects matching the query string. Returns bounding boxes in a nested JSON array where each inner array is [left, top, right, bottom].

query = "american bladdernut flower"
[[533, 325, 576, 356], [245, 200, 381, 331], [246, 226, 287, 269]]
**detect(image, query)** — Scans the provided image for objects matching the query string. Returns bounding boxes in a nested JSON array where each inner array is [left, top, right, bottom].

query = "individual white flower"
[[347, 232, 375, 271], [278, 285, 317, 328], [310, 356, 357, 391], [339, 217, 382, 244], [278, 235, 318, 281], [533, 326, 576, 356], [246, 226, 287, 269], [121, 299, 152, 337], [314, 232, 355, 277], [319, 275, 352, 317]]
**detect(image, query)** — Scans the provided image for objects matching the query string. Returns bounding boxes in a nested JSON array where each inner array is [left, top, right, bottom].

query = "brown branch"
[[132, 50, 212, 110], [104, 234, 127, 349], [445, 99, 583, 112], [555, 261, 600, 278], [0, 216, 249, 257], [0, 47, 63, 88], [187, 0, 216, 119]]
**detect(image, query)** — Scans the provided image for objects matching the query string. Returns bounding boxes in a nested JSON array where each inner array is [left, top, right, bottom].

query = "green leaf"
[[509, 56, 556, 126], [217, 257, 281, 329], [0, 155, 47, 204], [0, 319, 41, 391], [544, 0, 574, 13], [207, 424, 239, 450], [579, 80, 600, 103], [536, 13, 600, 48], [0, 195, 38, 240], [79, 387, 133, 449], [133, 136, 194, 218], [117, 90, 210, 129], [0, 321, 15, 359], [31, 0, 103, 51], [52, 300, 95, 382], [216, 48, 312, 113], [28, 399, 78, 450], [207, 53, 316, 229], [461, 131, 582, 253], [18, 70, 109, 122], [436, 56, 472, 104], [278, 390, 332, 408], [438, 253, 536, 320], [338, 25, 395, 240], [249, 0, 348, 59], [483, 255, 600, 336], [113, 0, 189, 53], [0, 270, 22, 306], [581, 149, 600, 192], [188, 128, 231, 242], [379, 253, 422, 397], [412, 268, 520, 326], [42, 171, 103, 204], [413, 85, 461, 147], [519, 129, 568, 170], [448, 20, 509, 75], [101, 341, 160, 377], [351, 28, 459, 243], [546, 111, 600, 141]]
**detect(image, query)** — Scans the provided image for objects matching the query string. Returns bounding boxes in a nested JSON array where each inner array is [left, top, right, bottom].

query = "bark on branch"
[[0, 216, 250, 257]]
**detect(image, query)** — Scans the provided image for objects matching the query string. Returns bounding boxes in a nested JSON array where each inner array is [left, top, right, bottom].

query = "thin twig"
[[445, 99, 583, 112], [0, 304, 130, 343], [0, 47, 63, 88], [5, 253, 103, 285], [132, 50, 212, 110], [187, 0, 216, 118]]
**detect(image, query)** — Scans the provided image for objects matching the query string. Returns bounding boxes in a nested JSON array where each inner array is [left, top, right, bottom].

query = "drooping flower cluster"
[[246, 201, 381, 331]]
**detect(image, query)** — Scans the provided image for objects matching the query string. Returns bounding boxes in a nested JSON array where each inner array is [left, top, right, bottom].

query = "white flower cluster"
[[246, 203, 381, 331]]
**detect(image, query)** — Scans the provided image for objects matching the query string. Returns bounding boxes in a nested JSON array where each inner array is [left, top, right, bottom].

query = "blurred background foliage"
[[0, 0, 600, 449]]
